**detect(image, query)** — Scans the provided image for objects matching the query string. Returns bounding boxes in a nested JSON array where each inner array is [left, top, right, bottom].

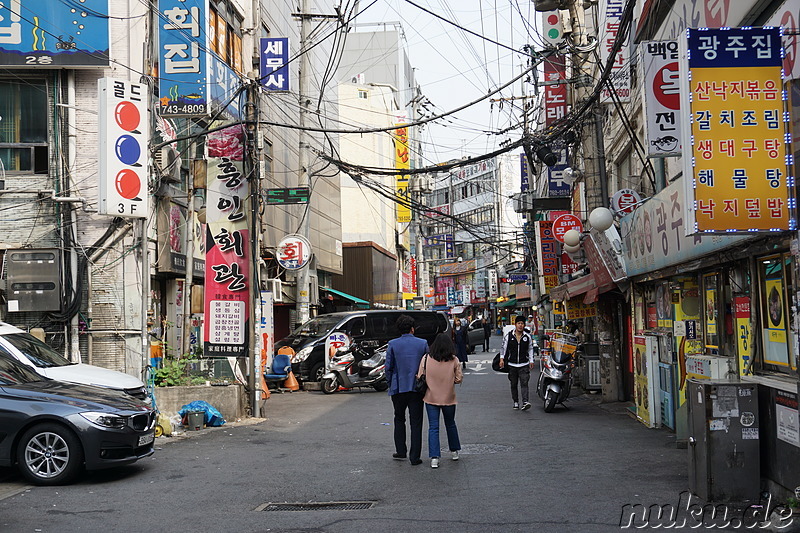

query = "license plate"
[[138, 432, 154, 446]]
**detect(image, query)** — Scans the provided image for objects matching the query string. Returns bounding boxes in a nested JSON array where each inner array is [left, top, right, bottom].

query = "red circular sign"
[[552, 214, 583, 243], [653, 62, 680, 110]]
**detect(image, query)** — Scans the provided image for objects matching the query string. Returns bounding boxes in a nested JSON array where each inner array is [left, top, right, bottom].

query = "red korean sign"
[[544, 54, 567, 127], [551, 214, 583, 243]]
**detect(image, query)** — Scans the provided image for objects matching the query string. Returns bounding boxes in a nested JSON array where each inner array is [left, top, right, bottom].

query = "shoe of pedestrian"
[[410, 459, 423, 466], [451, 451, 459, 461], [431, 457, 440, 468], [392, 453, 406, 460], [462, 362, 467, 369], [521, 402, 532, 411], [513, 402, 520, 410]]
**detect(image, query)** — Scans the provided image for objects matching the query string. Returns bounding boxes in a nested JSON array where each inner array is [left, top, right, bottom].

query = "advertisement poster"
[[633, 336, 655, 427], [734, 296, 752, 376], [674, 279, 702, 405], [705, 287, 717, 336], [656, 282, 672, 329], [765, 277, 787, 345], [681, 27, 792, 233], [776, 391, 800, 448]]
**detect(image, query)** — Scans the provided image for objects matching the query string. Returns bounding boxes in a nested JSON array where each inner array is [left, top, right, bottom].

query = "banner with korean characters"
[[535, 221, 559, 294], [158, 0, 209, 116], [680, 26, 793, 233], [598, 0, 630, 103], [0, 0, 110, 67], [734, 296, 752, 376], [394, 124, 411, 223], [566, 297, 596, 320], [260, 37, 290, 91], [203, 123, 249, 358], [544, 54, 567, 127], [641, 41, 681, 157]]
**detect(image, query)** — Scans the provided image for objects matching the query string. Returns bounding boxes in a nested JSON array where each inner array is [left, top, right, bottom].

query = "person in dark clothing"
[[320, 292, 336, 314], [385, 314, 429, 465], [452, 318, 468, 369], [498, 315, 536, 410], [481, 317, 492, 352]]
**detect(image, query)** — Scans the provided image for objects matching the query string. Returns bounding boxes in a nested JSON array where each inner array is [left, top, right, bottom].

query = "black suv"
[[276, 310, 451, 382]]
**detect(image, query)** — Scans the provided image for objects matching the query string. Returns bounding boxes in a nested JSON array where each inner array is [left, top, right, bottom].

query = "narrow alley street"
[[0, 339, 687, 533]]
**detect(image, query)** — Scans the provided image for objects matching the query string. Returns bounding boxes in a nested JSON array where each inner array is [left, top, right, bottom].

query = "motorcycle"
[[536, 333, 577, 412], [321, 343, 389, 394]]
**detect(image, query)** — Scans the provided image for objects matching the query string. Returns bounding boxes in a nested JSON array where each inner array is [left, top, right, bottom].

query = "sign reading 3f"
[[260, 38, 289, 91]]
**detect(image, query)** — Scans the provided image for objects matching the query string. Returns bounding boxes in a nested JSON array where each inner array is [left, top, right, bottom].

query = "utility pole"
[[293, 2, 339, 327], [182, 152, 195, 358], [244, 80, 260, 417]]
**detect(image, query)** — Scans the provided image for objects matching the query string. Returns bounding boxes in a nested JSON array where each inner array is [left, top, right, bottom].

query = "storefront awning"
[[321, 286, 370, 307], [497, 298, 517, 308], [550, 273, 615, 305]]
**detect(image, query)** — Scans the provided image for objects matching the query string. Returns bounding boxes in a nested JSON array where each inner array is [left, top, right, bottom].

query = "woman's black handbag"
[[414, 355, 428, 394], [492, 352, 508, 373]]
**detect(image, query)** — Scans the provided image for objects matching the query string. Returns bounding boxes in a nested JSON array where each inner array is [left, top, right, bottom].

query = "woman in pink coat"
[[418, 332, 463, 468]]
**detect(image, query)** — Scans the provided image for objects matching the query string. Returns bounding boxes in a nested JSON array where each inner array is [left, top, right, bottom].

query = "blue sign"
[[158, 0, 208, 116], [208, 53, 240, 119], [520, 153, 529, 192], [260, 37, 289, 91], [0, 0, 109, 66], [687, 27, 782, 69], [547, 146, 570, 196], [507, 274, 529, 281]]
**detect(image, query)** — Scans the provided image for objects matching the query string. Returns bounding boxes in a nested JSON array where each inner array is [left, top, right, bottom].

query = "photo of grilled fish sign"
[[680, 27, 794, 233]]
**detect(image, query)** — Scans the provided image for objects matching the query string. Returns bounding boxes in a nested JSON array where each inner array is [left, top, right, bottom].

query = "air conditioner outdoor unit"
[[153, 146, 181, 183], [267, 278, 283, 302]]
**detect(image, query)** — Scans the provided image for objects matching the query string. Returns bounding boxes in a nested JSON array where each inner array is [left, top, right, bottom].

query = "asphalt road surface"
[[0, 338, 688, 533]]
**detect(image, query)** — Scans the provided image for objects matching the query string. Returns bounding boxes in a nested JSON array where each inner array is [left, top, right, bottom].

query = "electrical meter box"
[[5, 249, 62, 312], [688, 379, 759, 503]]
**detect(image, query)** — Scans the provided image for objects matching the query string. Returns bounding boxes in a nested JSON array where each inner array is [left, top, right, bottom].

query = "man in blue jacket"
[[385, 314, 429, 465]]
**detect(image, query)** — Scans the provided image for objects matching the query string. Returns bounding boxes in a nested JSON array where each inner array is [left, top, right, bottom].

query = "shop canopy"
[[496, 298, 517, 308], [321, 286, 370, 308], [549, 273, 615, 305]]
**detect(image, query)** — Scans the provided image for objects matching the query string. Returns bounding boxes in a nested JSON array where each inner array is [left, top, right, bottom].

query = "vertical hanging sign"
[[641, 41, 682, 157], [158, 0, 209, 116], [598, 0, 630, 103], [203, 124, 249, 358], [98, 78, 148, 218], [535, 221, 559, 294], [681, 27, 793, 233], [544, 54, 567, 126], [259, 37, 290, 91], [394, 124, 412, 223]]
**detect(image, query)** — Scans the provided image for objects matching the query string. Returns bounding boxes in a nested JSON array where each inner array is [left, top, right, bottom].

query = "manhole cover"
[[255, 501, 376, 512], [447, 443, 512, 455]]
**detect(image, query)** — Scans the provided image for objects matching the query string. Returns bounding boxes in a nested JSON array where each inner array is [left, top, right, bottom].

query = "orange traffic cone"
[[284, 371, 300, 391]]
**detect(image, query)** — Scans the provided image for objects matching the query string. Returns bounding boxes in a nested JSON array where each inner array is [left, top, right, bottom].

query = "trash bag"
[[177, 400, 226, 427]]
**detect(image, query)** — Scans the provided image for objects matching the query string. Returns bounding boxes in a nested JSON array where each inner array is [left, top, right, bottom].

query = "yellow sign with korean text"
[[394, 125, 412, 223], [566, 297, 596, 320], [682, 27, 792, 233]]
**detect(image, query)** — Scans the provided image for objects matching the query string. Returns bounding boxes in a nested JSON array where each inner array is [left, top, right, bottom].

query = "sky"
[[354, 0, 543, 165]]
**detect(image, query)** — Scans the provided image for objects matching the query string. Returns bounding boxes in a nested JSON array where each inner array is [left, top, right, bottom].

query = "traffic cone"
[[284, 371, 300, 391]]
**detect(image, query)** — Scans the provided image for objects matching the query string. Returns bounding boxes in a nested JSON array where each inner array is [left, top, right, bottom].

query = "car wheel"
[[17, 423, 84, 485], [309, 363, 325, 383]]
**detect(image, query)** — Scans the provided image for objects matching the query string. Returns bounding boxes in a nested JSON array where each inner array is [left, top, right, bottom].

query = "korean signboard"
[[204, 124, 249, 358], [734, 296, 752, 376], [535, 221, 559, 294], [98, 78, 148, 218], [551, 214, 582, 243], [0, 0, 109, 67], [642, 40, 681, 157], [156, 200, 205, 277], [276, 235, 312, 270], [260, 37, 289, 91], [681, 27, 793, 233], [544, 54, 567, 126], [394, 125, 412, 223], [520, 153, 529, 192], [598, 0, 630, 103], [547, 145, 570, 197], [158, 0, 209, 117], [566, 297, 596, 319]]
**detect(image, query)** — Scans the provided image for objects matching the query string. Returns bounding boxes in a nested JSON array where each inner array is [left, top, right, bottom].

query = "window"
[[758, 253, 795, 374], [357, 90, 368, 99], [209, 1, 243, 73], [0, 79, 49, 174]]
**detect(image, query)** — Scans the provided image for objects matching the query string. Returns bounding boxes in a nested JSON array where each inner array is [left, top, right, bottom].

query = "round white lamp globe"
[[564, 243, 581, 254], [563, 229, 582, 247], [589, 207, 614, 231]]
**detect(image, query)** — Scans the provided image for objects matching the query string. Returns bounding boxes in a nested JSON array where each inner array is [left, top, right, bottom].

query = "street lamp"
[[589, 206, 614, 231]]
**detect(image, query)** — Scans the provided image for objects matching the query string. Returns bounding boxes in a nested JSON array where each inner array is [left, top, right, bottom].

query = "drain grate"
[[255, 501, 376, 512]]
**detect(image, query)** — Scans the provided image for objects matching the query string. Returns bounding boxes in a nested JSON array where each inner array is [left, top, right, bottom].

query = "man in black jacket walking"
[[498, 315, 536, 410]]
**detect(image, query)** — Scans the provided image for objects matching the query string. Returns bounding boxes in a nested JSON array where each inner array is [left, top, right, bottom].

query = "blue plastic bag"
[[178, 400, 226, 427]]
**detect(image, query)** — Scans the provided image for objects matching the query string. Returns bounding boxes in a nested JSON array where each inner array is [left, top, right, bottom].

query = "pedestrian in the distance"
[[385, 314, 429, 465], [481, 317, 492, 352], [498, 315, 536, 410], [452, 318, 468, 369], [419, 333, 463, 469]]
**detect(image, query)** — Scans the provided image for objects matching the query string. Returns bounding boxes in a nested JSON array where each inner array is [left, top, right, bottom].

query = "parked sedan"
[[0, 355, 155, 485], [0, 322, 148, 402]]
